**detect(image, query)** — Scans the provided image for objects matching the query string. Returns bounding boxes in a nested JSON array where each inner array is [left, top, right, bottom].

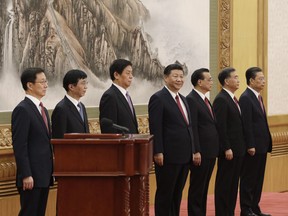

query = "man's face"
[[114, 65, 133, 89], [225, 71, 240, 92], [198, 72, 213, 93], [28, 72, 48, 100], [164, 69, 184, 93], [250, 71, 265, 92], [70, 78, 88, 99]]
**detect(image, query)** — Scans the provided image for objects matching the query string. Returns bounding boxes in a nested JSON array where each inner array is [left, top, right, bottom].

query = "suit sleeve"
[[186, 97, 201, 153], [213, 97, 230, 151], [99, 93, 118, 133], [239, 95, 255, 149], [12, 106, 32, 178], [148, 94, 164, 155], [51, 105, 67, 138]]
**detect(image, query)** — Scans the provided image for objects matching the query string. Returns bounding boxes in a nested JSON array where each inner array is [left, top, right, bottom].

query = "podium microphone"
[[100, 118, 130, 135]]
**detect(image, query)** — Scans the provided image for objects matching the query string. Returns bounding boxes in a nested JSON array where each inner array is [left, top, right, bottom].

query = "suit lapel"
[[81, 102, 89, 132], [162, 87, 188, 125], [111, 85, 137, 125], [193, 90, 214, 121], [246, 88, 266, 118], [221, 89, 241, 116], [64, 96, 84, 125], [24, 97, 50, 136]]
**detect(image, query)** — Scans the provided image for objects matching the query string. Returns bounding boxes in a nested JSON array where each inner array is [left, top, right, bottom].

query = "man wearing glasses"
[[12, 67, 54, 216]]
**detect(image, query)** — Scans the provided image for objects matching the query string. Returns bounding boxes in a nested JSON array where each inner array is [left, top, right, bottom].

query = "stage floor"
[[149, 192, 288, 216]]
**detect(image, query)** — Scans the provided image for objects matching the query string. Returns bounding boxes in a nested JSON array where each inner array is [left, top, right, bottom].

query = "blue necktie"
[[77, 103, 84, 121]]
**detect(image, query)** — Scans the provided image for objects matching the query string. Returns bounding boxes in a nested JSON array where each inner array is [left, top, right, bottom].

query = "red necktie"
[[233, 96, 241, 114], [258, 95, 265, 113], [40, 102, 49, 131], [204, 97, 214, 119], [175, 95, 188, 125]]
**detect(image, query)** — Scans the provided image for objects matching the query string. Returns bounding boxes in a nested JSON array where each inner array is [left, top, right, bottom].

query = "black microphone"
[[100, 118, 130, 135]]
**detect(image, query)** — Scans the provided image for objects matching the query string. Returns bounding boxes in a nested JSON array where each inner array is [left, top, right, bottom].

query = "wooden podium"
[[52, 134, 153, 216]]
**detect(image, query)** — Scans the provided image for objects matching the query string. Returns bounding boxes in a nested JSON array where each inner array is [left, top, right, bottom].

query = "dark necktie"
[[258, 95, 265, 113], [233, 96, 241, 114], [175, 95, 188, 125], [204, 97, 214, 119], [126, 92, 134, 115], [77, 103, 84, 121], [39, 102, 49, 131]]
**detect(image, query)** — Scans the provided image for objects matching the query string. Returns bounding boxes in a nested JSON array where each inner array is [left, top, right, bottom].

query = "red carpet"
[[149, 192, 288, 216]]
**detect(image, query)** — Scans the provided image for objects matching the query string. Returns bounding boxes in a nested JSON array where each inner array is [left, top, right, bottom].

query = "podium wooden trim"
[[52, 134, 153, 216]]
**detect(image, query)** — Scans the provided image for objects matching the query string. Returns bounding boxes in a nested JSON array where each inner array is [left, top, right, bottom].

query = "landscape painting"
[[0, 0, 209, 111]]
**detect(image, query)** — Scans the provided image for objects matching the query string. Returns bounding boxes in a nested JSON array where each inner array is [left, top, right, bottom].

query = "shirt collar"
[[223, 88, 236, 100], [165, 86, 178, 99], [66, 94, 80, 108], [248, 86, 260, 98], [113, 83, 127, 97], [193, 89, 206, 100], [26, 94, 41, 107]]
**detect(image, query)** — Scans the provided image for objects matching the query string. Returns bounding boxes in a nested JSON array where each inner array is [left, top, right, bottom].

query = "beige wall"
[[232, 0, 259, 97], [268, 0, 288, 115]]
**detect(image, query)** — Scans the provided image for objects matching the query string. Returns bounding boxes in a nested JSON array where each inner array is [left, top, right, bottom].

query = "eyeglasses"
[[34, 80, 48, 85]]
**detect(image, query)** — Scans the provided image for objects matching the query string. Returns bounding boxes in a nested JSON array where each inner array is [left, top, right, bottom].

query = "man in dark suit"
[[213, 67, 246, 216], [186, 68, 219, 216], [52, 69, 89, 138], [239, 67, 272, 216], [99, 59, 138, 133], [12, 67, 54, 216], [149, 63, 194, 216]]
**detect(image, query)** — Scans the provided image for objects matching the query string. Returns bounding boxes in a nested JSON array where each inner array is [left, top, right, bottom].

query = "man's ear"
[[68, 84, 74, 91], [249, 78, 254, 85], [27, 82, 33, 90], [114, 71, 119, 80]]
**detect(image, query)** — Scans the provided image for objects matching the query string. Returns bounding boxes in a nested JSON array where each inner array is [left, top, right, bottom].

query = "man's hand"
[[193, 152, 201, 166], [154, 153, 164, 166], [23, 176, 34, 191], [247, 147, 256, 156], [225, 149, 233, 160]]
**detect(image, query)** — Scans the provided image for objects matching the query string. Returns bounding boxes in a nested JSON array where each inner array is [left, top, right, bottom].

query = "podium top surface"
[[51, 133, 153, 145]]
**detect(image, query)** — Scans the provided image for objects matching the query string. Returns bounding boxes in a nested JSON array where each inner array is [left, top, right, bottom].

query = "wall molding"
[[1, 115, 288, 184], [219, 0, 232, 69]]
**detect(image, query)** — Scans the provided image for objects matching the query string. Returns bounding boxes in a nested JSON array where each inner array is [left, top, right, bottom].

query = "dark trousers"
[[215, 156, 243, 216], [18, 187, 49, 216], [154, 163, 189, 216], [240, 153, 267, 214], [188, 157, 216, 216]]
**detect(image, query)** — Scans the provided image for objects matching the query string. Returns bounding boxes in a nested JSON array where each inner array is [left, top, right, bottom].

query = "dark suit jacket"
[[149, 87, 194, 164], [12, 97, 53, 187], [51, 96, 89, 138], [186, 90, 219, 158], [239, 88, 272, 153], [99, 84, 138, 134], [213, 89, 245, 157]]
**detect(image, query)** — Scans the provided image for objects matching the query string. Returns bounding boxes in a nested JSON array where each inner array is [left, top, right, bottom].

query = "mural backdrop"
[[0, 0, 209, 111]]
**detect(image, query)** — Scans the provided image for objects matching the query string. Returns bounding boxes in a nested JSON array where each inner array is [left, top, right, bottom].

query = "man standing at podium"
[[52, 69, 89, 138], [149, 63, 194, 216], [12, 67, 54, 216], [99, 59, 138, 134]]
